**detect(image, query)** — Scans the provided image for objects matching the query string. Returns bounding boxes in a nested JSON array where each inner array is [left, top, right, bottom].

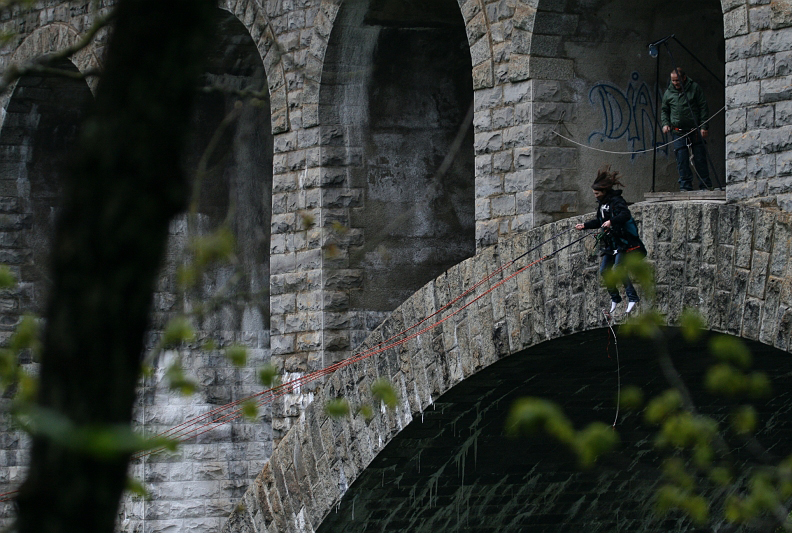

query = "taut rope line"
[[553, 105, 725, 156]]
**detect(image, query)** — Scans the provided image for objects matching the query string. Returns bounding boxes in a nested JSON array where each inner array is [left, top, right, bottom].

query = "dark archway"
[[317, 329, 792, 532], [529, 0, 725, 224], [320, 0, 476, 360], [0, 60, 93, 318], [125, 9, 276, 532], [0, 59, 92, 524], [170, 7, 274, 334]]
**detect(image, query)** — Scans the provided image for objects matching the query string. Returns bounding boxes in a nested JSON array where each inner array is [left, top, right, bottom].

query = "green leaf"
[[644, 389, 683, 425], [165, 363, 197, 396], [330, 220, 349, 235], [16, 372, 37, 405], [506, 397, 574, 444], [708, 466, 733, 486], [162, 317, 195, 348], [730, 405, 757, 435], [623, 252, 655, 300], [371, 378, 398, 409], [325, 398, 350, 419], [747, 372, 772, 399], [258, 364, 280, 388], [621, 309, 664, 338], [241, 399, 258, 420], [680, 308, 705, 341], [704, 363, 747, 397], [655, 484, 708, 525], [190, 226, 235, 267], [176, 264, 198, 289], [0, 265, 16, 290], [573, 422, 619, 468], [660, 412, 718, 450], [725, 494, 744, 523], [619, 385, 644, 410], [16, 407, 178, 458], [225, 345, 247, 367], [709, 335, 752, 368], [10, 314, 41, 355], [126, 477, 151, 500], [358, 404, 374, 421], [662, 458, 695, 490], [300, 212, 316, 230]]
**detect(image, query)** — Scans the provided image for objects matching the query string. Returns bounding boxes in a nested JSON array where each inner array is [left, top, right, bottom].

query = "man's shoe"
[[626, 301, 638, 314], [610, 301, 619, 313]]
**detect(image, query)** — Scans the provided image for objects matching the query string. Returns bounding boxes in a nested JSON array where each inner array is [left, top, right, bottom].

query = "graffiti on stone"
[[588, 72, 668, 158]]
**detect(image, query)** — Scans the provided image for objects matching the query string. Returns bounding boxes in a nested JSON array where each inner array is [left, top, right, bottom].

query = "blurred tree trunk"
[[15, 0, 215, 531]]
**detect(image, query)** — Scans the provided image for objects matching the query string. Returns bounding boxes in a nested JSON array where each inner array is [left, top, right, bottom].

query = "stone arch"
[[224, 201, 792, 532], [457, 0, 495, 90], [119, 7, 277, 532], [0, 54, 94, 320], [219, 0, 289, 133], [0, 23, 103, 129], [315, 330, 792, 531], [0, 24, 97, 526], [315, 0, 478, 365]]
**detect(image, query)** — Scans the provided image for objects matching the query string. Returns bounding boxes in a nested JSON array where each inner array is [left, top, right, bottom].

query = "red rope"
[[4, 228, 594, 497]]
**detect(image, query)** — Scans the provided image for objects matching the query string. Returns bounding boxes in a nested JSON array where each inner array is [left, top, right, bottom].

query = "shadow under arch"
[[317, 328, 792, 532], [318, 0, 476, 364], [121, 7, 276, 532], [0, 59, 93, 318]]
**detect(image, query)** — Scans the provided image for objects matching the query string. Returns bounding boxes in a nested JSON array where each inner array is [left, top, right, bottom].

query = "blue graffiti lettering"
[[588, 72, 668, 158]]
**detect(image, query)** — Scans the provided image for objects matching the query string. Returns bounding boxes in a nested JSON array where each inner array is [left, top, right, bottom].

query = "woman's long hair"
[[592, 164, 625, 191]]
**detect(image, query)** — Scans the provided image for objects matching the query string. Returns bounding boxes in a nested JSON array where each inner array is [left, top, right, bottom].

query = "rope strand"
[[554, 105, 725, 155]]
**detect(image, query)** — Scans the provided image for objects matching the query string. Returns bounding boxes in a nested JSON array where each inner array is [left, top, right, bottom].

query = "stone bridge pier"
[[224, 201, 792, 532]]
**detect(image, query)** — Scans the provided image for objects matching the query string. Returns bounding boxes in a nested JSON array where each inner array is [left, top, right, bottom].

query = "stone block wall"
[[724, 0, 792, 205], [225, 201, 792, 532], [0, 1, 789, 532]]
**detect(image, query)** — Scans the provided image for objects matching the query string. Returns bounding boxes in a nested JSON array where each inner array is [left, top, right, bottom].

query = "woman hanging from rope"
[[575, 165, 647, 314]]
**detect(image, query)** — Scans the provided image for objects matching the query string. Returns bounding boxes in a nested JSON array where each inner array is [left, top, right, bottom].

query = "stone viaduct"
[[0, 0, 787, 531]]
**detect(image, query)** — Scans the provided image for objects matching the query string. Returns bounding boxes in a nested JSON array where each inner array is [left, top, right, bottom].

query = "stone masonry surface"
[[0, 0, 789, 532], [225, 201, 792, 532]]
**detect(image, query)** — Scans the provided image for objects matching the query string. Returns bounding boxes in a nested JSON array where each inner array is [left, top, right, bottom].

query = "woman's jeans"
[[600, 252, 639, 303]]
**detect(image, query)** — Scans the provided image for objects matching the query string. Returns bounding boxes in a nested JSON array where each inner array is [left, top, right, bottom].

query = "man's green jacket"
[[660, 77, 709, 131]]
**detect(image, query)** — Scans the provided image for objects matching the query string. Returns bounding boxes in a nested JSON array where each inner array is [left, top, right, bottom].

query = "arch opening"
[[123, 9, 275, 532], [320, 0, 476, 358], [317, 329, 792, 532], [529, 0, 725, 224], [0, 60, 93, 318]]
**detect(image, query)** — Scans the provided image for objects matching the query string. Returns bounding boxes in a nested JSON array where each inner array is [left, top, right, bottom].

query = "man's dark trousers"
[[672, 130, 711, 191]]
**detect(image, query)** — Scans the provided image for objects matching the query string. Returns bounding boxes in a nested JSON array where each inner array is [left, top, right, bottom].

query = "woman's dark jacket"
[[582, 189, 646, 256]]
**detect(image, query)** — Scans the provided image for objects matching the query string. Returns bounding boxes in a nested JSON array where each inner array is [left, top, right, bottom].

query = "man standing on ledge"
[[661, 67, 712, 191]]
